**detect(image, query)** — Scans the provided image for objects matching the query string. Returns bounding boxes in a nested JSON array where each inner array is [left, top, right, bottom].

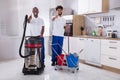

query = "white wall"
[[0, 0, 19, 36], [0, 0, 20, 61]]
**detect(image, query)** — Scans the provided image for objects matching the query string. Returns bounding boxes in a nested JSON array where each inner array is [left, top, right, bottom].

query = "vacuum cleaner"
[[19, 15, 44, 75]]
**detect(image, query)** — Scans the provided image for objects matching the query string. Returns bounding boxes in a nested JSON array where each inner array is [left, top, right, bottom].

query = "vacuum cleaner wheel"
[[22, 63, 44, 75]]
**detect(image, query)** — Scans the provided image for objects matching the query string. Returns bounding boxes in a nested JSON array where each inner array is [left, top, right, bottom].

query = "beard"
[[58, 12, 62, 16]]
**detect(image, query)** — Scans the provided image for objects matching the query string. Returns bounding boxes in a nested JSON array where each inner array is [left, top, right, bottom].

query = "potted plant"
[[80, 26, 86, 35]]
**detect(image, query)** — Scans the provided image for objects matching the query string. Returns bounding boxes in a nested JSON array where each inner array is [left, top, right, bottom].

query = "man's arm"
[[52, 15, 58, 21], [64, 26, 66, 29], [40, 26, 44, 37]]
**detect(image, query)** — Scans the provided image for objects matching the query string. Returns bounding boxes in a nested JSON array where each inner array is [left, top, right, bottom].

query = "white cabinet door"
[[50, 0, 63, 8], [101, 39, 120, 69], [88, 0, 102, 13], [69, 37, 84, 53], [62, 36, 69, 54], [63, 37, 80, 54], [101, 55, 120, 69], [78, 0, 103, 14], [69, 37, 86, 60], [85, 39, 101, 66], [101, 45, 120, 58], [109, 0, 120, 10], [78, 0, 89, 14], [69, 37, 78, 53], [76, 38, 86, 60]]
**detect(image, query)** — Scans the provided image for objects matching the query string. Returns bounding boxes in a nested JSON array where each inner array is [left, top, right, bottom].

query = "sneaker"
[[51, 62, 55, 66], [43, 63, 45, 68], [41, 62, 45, 68]]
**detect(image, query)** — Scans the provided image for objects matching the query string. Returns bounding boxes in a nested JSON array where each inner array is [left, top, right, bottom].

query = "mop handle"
[[68, 34, 70, 54], [67, 28, 71, 55], [50, 43, 68, 55]]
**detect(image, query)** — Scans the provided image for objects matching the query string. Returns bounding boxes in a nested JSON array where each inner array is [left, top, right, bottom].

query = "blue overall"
[[40, 37, 45, 63], [52, 35, 64, 63]]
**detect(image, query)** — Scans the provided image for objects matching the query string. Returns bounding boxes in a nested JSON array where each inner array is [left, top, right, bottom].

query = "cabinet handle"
[[109, 57, 117, 60], [109, 41, 117, 43], [91, 40, 94, 42], [109, 47, 117, 49], [79, 39, 84, 40]]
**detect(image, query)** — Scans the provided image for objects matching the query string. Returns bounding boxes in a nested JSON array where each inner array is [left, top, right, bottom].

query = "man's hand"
[[52, 15, 58, 21], [40, 34, 43, 37], [28, 15, 32, 23]]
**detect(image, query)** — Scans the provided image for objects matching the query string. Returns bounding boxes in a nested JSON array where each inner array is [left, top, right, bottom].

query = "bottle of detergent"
[[92, 31, 96, 36]]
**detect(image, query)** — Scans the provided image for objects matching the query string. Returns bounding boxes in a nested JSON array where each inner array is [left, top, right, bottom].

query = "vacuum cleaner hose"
[[19, 15, 32, 58]]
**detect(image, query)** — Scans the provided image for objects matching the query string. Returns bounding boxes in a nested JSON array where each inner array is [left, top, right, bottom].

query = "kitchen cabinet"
[[88, 0, 102, 13], [73, 15, 85, 36], [84, 38, 101, 66], [109, 0, 120, 10], [69, 37, 86, 53], [63, 37, 101, 66], [63, 36, 120, 70], [68, 37, 76, 53], [78, 0, 108, 14], [50, 0, 63, 8], [62, 36, 69, 54], [62, 37, 79, 54], [78, 0, 89, 14], [101, 39, 120, 69], [69, 37, 86, 60], [75, 37, 86, 60], [62, 37, 86, 60]]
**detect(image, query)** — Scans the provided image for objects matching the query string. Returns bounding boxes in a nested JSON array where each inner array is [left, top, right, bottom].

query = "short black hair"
[[33, 7, 39, 12], [56, 5, 63, 10]]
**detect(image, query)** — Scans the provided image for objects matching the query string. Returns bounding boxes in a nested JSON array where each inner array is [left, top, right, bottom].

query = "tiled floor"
[[0, 54, 120, 80]]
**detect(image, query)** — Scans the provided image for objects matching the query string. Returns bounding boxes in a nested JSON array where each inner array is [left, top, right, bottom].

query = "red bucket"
[[56, 54, 65, 66]]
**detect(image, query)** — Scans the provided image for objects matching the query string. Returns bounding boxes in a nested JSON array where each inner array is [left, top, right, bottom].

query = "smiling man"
[[27, 7, 45, 67]]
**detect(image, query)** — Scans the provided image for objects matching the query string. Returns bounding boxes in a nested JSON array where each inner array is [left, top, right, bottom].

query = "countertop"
[[74, 35, 120, 41]]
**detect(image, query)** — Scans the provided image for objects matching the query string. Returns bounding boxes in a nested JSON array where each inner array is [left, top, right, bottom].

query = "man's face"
[[33, 7, 39, 17], [56, 9, 63, 16]]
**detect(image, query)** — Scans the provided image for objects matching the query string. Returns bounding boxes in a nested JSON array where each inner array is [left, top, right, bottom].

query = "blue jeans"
[[51, 35, 64, 63], [40, 37, 45, 63]]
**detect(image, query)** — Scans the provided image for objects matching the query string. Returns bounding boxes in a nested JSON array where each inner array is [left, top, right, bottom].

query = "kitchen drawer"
[[101, 39, 120, 46], [101, 55, 120, 69], [101, 45, 120, 57]]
